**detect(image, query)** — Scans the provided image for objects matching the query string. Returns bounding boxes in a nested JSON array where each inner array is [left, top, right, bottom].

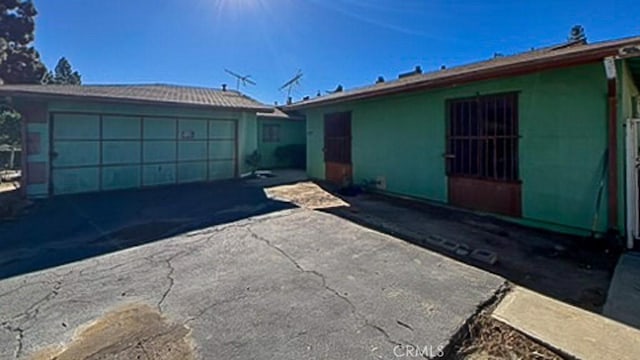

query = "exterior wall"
[[18, 99, 260, 198], [256, 117, 306, 169], [304, 63, 611, 235], [20, 102, 49, 197], [620, 60, 640, 233]]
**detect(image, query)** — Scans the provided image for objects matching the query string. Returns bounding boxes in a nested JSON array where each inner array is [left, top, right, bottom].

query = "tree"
[[0, 105, 20, 146], [0, 1, 48, 148], [0, 0, 47, 84], [43, 57, 82, 85]]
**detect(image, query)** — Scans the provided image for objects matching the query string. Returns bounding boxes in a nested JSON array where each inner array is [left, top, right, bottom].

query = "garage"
[[51, 114, 237, 194], [0, 84, 272, 198]]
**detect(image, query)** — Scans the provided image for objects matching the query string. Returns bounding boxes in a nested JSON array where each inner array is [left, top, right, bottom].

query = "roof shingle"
[[0, 83, 271, 111], [286, 36, 640, 110], [257, 108, 303, 120]]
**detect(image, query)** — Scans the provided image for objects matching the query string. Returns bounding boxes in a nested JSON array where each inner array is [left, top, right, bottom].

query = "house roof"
[[257, 107, 304, 120], [0, 84, 272, 112], [286, 35, 640, 110]]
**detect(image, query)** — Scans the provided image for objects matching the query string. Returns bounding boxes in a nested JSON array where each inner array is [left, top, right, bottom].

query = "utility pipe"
[[604, 57, 619, 235]]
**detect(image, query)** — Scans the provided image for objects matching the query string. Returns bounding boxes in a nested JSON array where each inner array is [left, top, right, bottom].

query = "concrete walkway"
[[0, 209, 504, 359], [604, 252, 640, 329], [493, 286, 640, 360]]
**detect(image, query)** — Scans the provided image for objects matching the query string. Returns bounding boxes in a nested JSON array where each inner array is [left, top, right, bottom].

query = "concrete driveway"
[[0, 208, 504, 359]]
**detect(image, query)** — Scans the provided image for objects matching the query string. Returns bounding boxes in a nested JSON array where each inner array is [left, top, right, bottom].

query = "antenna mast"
[[224, 69, 256, 90], [279, 70, 303, 101]]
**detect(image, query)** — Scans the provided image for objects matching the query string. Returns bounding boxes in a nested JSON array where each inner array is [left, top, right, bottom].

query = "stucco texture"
[[256, 118, 305, 169], [304, 63, 615, 235]]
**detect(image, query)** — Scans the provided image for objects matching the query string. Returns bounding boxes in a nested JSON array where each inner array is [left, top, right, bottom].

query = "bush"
[[245, 150, 262, 174], [274, 144, 306, 169]]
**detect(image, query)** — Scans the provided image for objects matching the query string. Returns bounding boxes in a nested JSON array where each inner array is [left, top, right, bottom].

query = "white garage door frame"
[[50, 111, 239, 195]]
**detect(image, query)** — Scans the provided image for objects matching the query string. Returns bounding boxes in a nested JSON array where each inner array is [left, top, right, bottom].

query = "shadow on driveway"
[[0, 179, 297, 279], [320, 190, 619, 314]]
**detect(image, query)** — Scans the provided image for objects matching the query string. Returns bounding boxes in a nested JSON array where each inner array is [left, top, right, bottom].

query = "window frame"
[[262, 123, 281, 143]]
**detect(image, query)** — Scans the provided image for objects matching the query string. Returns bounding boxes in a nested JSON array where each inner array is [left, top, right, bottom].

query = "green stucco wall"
[[256, 118, 306, 169], [303, 63, 614, 235], [21, 99, 260, 197]]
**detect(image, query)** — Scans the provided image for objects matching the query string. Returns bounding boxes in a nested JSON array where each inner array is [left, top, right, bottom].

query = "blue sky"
[[34, 0, 639, 105]]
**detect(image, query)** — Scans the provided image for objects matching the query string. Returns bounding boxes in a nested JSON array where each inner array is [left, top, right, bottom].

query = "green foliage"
[[0, 106, 21, 146], [274, 144, 306, 169], [245, 150, 262, 174], [43, 57, 82, 85], [0, 0, 46, 84]]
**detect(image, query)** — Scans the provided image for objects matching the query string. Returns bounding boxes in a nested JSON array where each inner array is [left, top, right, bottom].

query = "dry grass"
[[454, 315, 564, 360], [264, 181, 349, 210]]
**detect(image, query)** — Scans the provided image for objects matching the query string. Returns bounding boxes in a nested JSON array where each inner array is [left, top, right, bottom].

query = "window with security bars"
[[446, 92, 519, 182]]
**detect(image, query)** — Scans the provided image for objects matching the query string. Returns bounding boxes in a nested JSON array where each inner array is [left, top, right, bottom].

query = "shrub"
[[274, 144, 306, 169]]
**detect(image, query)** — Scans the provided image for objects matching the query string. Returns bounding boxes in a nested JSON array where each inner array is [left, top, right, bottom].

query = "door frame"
[[625, 118, 640, 249], [323, 111, 352, 185], [445, 92, 522, 217]]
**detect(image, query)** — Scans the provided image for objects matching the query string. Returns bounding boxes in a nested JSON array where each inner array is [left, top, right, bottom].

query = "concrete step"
[[492, 286, 640, 360]]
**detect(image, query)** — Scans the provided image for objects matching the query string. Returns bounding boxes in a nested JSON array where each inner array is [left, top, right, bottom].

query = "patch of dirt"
[[30, 303, 194, 360], [450, 314, 564, 360], [265, 181, 349, 209]]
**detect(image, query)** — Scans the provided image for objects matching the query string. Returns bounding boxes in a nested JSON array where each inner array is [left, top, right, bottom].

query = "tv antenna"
[[224, 69, 256, 90], [279, 70, 303, 99]]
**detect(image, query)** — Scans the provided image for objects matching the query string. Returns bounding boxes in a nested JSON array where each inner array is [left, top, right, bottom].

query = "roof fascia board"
[[286, 45, 630, 110]]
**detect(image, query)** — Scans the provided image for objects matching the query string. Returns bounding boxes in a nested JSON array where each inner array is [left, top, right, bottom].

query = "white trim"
[[625, 118, 640, 249]]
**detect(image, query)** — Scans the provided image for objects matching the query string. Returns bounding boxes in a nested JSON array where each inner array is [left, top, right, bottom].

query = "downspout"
[[604, 57, 619, 235]]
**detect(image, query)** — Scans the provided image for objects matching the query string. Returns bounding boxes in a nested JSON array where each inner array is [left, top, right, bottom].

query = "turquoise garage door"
[[51, 113, 237, 195]]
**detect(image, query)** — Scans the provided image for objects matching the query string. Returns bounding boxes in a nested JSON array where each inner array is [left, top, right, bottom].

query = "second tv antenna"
[[225, 69, 256, 90], [279, 70, 303, 100]]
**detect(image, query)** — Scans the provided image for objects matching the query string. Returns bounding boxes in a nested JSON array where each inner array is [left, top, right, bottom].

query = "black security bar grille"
[[324, 112, 352, 164], [446, 92, 519, 182]]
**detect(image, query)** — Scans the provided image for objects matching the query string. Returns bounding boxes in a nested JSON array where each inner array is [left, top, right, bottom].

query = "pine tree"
[[0, 1, 47, 147], [0, 0, 47, 84], [43, 57, 82, 85]]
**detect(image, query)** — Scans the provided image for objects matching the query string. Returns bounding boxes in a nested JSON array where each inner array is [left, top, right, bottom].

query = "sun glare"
[[202, 0, 271, 24], [213, 0, 262, 14]]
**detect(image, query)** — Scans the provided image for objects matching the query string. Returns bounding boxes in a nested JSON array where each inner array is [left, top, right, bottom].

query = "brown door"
[[324, 112, 352, 185], [446, 93, 522, 217]]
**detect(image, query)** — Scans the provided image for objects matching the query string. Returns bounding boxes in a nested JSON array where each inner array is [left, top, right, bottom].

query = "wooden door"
[[324, 112, 352, 185]]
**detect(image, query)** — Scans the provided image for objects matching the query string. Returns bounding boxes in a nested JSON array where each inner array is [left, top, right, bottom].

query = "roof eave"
[[0, 90, 273, 113], [257, 114, 304, 120], [285, 44, 627, 111]]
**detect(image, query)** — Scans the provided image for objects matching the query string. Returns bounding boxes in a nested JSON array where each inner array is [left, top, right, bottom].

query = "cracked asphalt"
[[0, 208, 504, 359]]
